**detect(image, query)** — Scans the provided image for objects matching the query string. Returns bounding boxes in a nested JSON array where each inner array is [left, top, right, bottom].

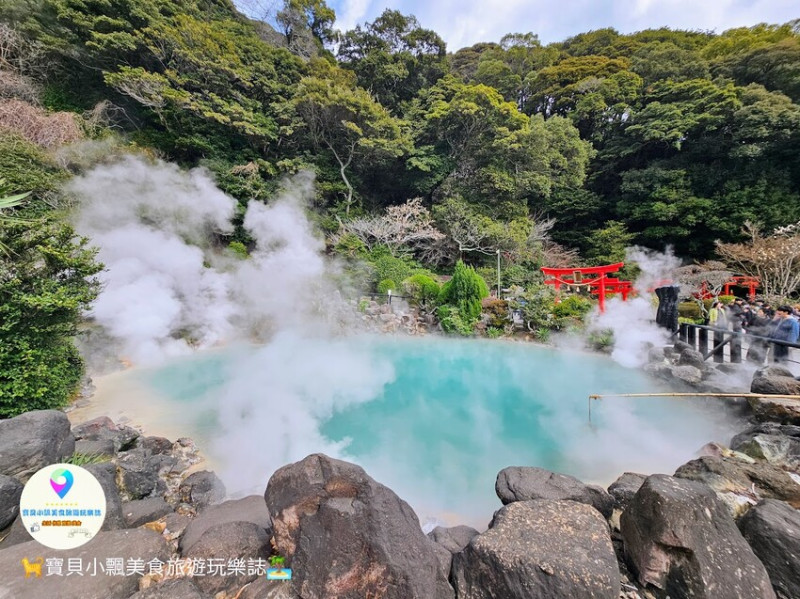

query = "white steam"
[[70, 158, 352, 363], [586, 246, 682, 368]]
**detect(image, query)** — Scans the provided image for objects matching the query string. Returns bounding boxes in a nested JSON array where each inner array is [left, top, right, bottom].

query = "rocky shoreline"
[[2, 349, 800, 598]]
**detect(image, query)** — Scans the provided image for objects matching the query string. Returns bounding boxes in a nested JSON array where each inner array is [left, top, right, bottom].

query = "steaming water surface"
[[87, 335, 741, 527]]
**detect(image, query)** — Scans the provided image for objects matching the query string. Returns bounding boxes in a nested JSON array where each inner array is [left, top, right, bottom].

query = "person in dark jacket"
[[770, 305, 800, 363], [746, 308, 771, 364]]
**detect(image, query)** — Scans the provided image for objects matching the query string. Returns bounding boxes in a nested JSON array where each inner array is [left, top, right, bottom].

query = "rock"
[[427, 525, 479, 582], [607, 472, 647, 512], [748, 396, 800, 426], [673, 340, 692, 353], [0, 528, 169, 599], [74, 438, 115, 457], [675, 455, 800, 516], [751, 366, 800, 396], [643, 362, 672, 380], [0, 410, 75, 481], [122, 497, 173, 528], [670, 364, 703, 385], [127, 578, 212, 599], [620, 474, 776, 598], [84, 462, 125, 530], [71, 416, 139, 452], [678, 348, 706, 369], [184, 521, 270, 597], [495, 466, 614, 519], [180, 495, 270, 554], [134, 436, 173, 455], [178, 471, 225, 511], [452, 500, 620, 599], [0, 474, 23, 530], [427, 525, 479, 554], [117, 448, 162, 500], [731, 423, 800, 470], [696, 441, 756, 463], [266, 453, 454, 599], [0, 514, 28, 548], [738, 499, 800, 599]]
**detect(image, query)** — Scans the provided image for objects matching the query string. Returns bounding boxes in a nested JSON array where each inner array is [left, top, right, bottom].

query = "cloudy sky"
[[328, 0, 798, 51]]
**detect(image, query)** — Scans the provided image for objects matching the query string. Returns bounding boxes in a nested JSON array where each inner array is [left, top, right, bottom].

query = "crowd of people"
[[708, 298, 800, 364]]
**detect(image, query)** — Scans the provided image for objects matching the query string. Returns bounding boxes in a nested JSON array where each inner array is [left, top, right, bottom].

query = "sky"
[[327, 0, 798, 51]]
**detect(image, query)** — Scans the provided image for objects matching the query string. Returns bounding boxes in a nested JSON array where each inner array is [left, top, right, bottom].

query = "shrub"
[[718, 295, 736, 305], [437, 305, 474, 336], [402, 274, 440, 310], [228, 240, 248, 258], [372, 252, 415, 289], [439, 261, 490, 323], [515, 283, 556, 331], [678, 301, 702, 319], [482, 298, 510, 327], [377, 279, 397, 294], [587, 329, 615, 352], [534, 327, 551, 343], [553, 295, 594, 321], [486, 326, 504, 338], [333, 232, 368, 259]]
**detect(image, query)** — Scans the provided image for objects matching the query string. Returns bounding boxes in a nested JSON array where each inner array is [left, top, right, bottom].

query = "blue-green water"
[[127, 334, 740, 526]]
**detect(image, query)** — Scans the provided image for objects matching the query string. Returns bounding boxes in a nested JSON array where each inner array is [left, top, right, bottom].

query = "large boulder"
[[122, 497, 173, 528], [180, 495, 271, 554], [116, 448, 169, 501], [751, 366, 800, 396], [495, 466, 613, 518], [674, 456, 800, 516], [748, 397, 800, 426], [620, 474, 775, 598], [84, 462, 125, 530], [0, 528, 169, 599], [0, 474, 23, 530], [0, 410, 75, 481], [607, 472, 647, 512], [451, 500, 620, 599], [670, 364, 703, 385], [183, 521, 270, 597], [71, 416, 139, 452], [677, 348, 706, 369], [265, 453, 453, 599], [178, 471, 225, 511], [738, 499, 800, 599], [731, 423, 800, 470]]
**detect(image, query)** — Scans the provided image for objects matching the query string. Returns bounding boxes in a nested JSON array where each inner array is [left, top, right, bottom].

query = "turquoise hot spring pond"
[[117, 335, 740, 526]]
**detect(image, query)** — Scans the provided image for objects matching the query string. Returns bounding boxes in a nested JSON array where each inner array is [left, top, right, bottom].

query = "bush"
[[552, 295, 594, 322], [437, 305, 475, 336], [439, 261, 490, 323], [534, 327, 551, 343], [718, 295, 736, 305], [402, 274, 440, 310], [228, 240, 248, 258], [482, 298, 510, 327], [377, 279, 397, 294], [515, 283, 556, 331], [678, 301, 702, 319], [587, 328, 615, 352], [371, 251, 416, 290], [486, 326, 504, 338]]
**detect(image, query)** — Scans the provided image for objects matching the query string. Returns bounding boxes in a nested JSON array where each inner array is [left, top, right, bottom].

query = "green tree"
[[293, 62, 411, 214], [439, 260, 489, 324]]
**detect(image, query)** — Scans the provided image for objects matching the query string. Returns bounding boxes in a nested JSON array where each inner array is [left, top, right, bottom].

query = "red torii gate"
[[541, 262, 632, 313]]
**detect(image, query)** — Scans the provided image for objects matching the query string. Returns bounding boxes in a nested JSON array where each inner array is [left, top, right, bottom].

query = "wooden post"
[[597, 273, 606, 314], [687, 325, 696, 349], [730, 320, 742, 363]]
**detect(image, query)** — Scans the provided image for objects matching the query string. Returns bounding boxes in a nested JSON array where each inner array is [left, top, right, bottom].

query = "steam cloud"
[[70, 158, 741, 526]]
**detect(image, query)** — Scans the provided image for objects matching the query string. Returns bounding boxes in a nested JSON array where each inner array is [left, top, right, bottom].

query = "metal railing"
[[678, 322, 800, 364]]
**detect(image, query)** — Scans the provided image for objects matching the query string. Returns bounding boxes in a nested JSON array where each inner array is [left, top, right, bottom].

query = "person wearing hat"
[[769, 305, 800, 363]]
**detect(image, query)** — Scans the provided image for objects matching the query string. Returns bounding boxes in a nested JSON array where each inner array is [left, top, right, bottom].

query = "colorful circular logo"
[[19, 464, 106, 549]]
